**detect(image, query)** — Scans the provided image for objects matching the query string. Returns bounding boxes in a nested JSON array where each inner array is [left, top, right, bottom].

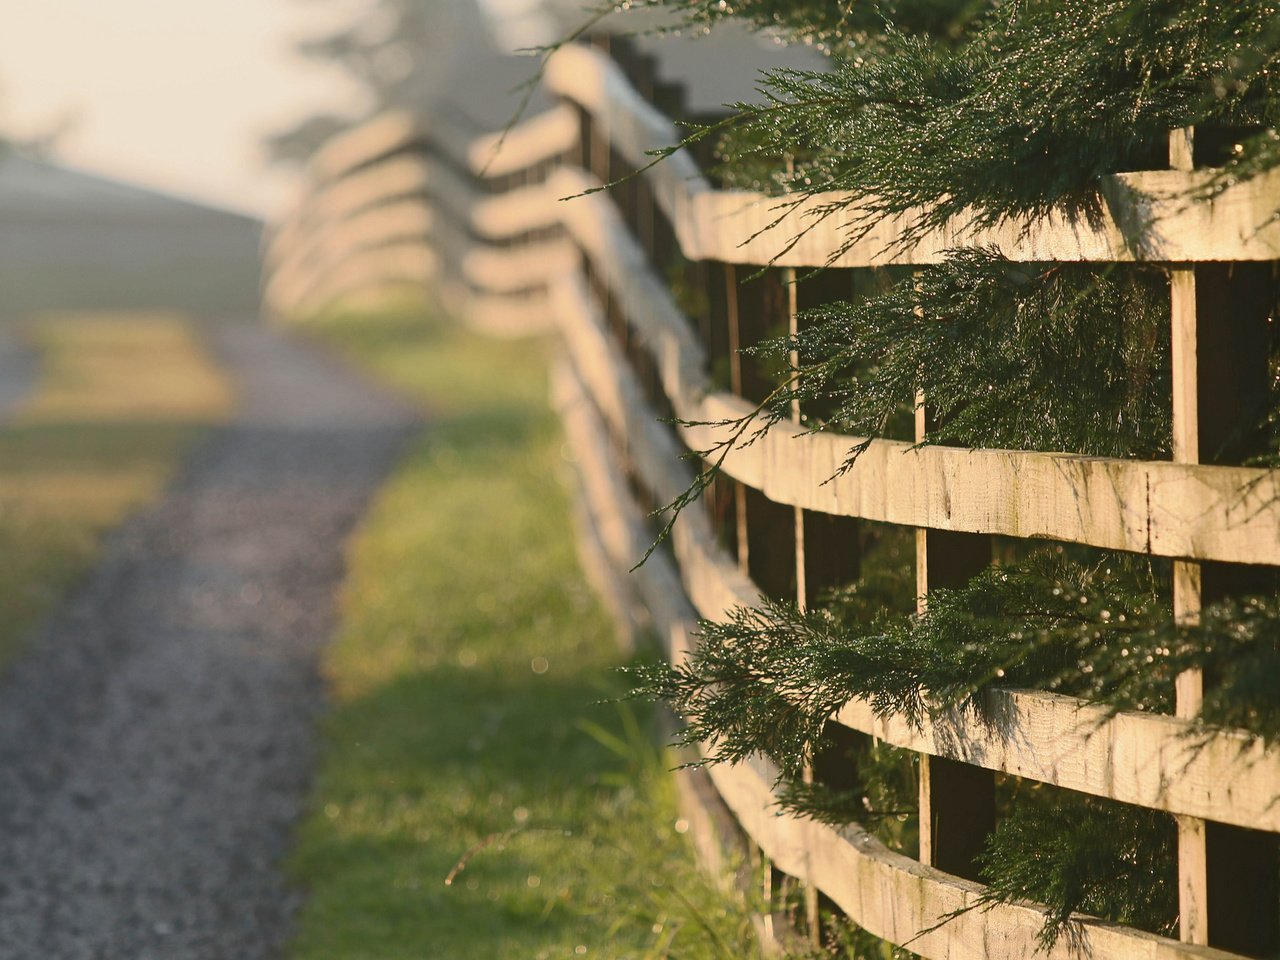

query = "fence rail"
[[265, 38, 1280, 958]]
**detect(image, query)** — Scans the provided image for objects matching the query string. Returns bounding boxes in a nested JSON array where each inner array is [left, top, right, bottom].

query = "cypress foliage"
[[654, 1, 1280, 246], [974, 787, 1178, 948], [610, 0, 1280, 950], [754, 249, 1172, 464], [632, 549, 1280, 761], [626, 547, 1280, 942]]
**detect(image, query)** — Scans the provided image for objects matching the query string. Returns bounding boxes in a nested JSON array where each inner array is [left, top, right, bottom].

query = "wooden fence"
[[264, 37, 1280, 958]]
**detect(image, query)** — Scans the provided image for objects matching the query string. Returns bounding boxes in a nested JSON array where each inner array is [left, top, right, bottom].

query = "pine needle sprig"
[[972, 789, 1178, 949], [630, 549, 1280, 779], [680, 248, 1172, 488], [780, 248, 1171, 462], [776, 739, 919, 844], [647, 0, 1280, 249], [627, 599, 905, 778]]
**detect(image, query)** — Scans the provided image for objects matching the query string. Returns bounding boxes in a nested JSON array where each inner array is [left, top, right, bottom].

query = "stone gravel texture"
[[0, 322, 418, 959]]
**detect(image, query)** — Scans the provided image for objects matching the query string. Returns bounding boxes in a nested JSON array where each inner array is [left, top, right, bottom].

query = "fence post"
[[1170, 126, 1207, 945], [1171, 127, 1280, 955], [913, 271, 996, 879]]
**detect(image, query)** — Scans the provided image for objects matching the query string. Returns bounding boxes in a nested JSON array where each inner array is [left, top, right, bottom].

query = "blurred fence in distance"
[[263, 36, 1280, 959]]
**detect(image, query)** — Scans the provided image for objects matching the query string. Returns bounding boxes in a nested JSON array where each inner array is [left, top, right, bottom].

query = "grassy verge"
[[289, 303, 761, 959], [0, 311, 232, 663]]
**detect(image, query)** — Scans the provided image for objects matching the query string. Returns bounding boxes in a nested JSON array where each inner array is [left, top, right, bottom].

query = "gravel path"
[[0, 322, 418, 959]]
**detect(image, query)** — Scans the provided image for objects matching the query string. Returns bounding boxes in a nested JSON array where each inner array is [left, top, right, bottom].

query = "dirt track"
[[0, 322, 417, 959]]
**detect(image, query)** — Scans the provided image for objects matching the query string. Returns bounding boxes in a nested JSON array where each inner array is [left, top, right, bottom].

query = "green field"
[[288, 304, 761, 959]]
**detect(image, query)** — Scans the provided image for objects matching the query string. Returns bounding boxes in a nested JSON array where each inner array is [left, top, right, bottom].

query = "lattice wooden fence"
[[265, 37, 1280, 958]]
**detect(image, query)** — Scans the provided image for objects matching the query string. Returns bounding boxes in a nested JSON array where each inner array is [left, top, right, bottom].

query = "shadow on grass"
[[290, 308, 761, 960]]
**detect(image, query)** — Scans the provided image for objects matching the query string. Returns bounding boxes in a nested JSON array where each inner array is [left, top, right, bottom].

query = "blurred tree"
[[265, 0, 482, 166], [263, 112, 355, 168]]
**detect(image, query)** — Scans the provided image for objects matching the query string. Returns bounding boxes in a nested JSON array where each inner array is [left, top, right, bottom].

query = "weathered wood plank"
[[468, 104, 578, 179], [708, 753, 1251, 960], [301, 109, 422, 187]]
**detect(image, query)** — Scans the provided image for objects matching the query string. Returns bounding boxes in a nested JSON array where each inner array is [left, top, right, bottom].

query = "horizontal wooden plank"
[[433, 279, 555, 339], [688, 169, 1280, 267], [462, 237, 576, 294], [709, 754, 1248, 960], [302, 109, 422, 186], [553, 355, 698, 660], [837, 691, 1280, 834], [268, 236, 435, 317], [277, 242, 436, 317], [469, 180, 564, 239], [692, 391, 1280, 567], [266, 155, 431, 267], [543, 46, 712, 256], [266, 200, 434, 302], [468, 104, 579, 179], [545, 43, 1280, 265]]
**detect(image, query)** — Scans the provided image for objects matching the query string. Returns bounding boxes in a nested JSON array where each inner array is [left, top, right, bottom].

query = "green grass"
[[288, 303, 762, 960], [0, 311, 232, 663]]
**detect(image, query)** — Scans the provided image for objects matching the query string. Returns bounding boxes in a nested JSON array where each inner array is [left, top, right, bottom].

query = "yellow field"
[[0, 312, 232, 662]]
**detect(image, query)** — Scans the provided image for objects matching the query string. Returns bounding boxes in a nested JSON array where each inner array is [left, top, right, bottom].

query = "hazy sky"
[[0, 0, 371, 217]]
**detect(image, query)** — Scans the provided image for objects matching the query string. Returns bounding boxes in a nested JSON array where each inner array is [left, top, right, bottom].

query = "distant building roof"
[[0, 147, 261, 227]]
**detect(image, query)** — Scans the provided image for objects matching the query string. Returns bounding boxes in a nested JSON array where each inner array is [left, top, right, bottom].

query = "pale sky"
[[0, 0, 372, 218]]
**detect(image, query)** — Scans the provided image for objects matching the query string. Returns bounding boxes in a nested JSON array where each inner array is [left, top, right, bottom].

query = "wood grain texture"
[[707, 754, 1250, 960]]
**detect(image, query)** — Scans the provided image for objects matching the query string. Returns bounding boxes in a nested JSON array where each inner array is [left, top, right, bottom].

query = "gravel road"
[[0, 322, 418, 959]]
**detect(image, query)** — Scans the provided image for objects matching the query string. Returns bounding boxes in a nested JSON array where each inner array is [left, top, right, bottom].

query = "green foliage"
[[628, 548, 1219, 946], [615, 2, 1280, 953], [763, 249, 1171, 462], [663, 251, 1174, 552], [974, 787, 1177, 948], [776, 743, 917, 846], [662, 1, 1280, 244], [778, 772, 1178, 949], [633, 547, 1280, 778]]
